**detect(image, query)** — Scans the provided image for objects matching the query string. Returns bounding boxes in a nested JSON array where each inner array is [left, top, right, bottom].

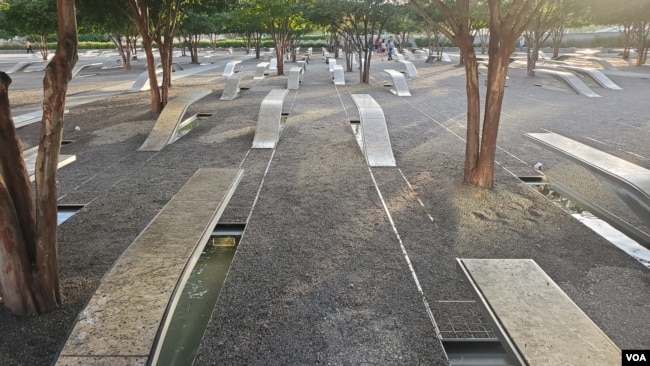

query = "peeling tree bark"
[[0, 0, 77, 316]]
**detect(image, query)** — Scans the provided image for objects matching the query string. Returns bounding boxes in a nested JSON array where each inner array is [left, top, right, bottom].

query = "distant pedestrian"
[[519, 37, 525, 52], [387, 36, 394, 61], [26, 41, 33, 54]]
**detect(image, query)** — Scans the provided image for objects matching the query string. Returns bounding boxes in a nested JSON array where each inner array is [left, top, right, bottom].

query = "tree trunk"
[[141, 37, 162, 114], [0, 72, 40, 316], [191, 35, 199, 64], [473, 33, 513, 189], [460, 44, 481, 183], [0, 0, 78, 316], [39, 34, 49, 60]]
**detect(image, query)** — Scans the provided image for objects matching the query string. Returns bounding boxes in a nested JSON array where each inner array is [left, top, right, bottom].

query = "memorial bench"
[[56, 168, 244, 366], [383, 69, 412, 97], [254, 62, 269, 79], [350, 94, 396, 167], [138, 89, 212, 151], [525, 132, 650, 231], [287, 66, 303, 90], [222, 60, 241, 77], [251, 89, 290, 149], [532, 68, 601, 97], [332, 65, 345, 85], [399, 60, 418, 78], [557, 65, 622, 90], [23, 146, 76, 182], [220, 74, 243, 101], [71, 62, 103, 78], [6, 61, 46, 74], [457, 258, 620, 366]]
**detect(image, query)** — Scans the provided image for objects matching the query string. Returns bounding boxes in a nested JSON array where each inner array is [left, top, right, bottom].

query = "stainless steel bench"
[[383, 69, 412, 97], [251, 89, 289, 149], [138, 90, 212, 151], [56, 168, 243, 366], [525, 132, 650, 231], [533, 68, 601, 97], [457, 258, 620, 366], [350, 94, 396, 167]]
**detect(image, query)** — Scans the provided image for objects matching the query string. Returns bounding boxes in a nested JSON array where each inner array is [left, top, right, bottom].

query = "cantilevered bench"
[[525, 132, 650, 231], [328, 58, 337, 73], [138, 89, 212, 151], [23, 146, 76, 182], [56, 168, 244, 366], [251, 89, 289, 149], [383, 69, 412, 97], [350, 94, 396, 167], [254, 62, 269, 79], [5, 61, 45, 74], [533, 68, 601, 97], [399, 60, 418, 78], [332, 65, 345, 85], [71, 62, 103, 78], [222, 60, 241, 77], [220, 74, 242, 101], [287, 66, 302, 90], [557, 65, 622, 90], [457, 258, 620, 366]]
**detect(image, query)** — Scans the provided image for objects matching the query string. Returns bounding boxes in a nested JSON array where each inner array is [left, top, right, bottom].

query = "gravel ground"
[[1, 49, 649, 365]]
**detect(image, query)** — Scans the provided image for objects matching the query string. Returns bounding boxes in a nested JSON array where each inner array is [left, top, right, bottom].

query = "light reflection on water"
[[536, 185, 650, 269], [156, 237, 238, 365]]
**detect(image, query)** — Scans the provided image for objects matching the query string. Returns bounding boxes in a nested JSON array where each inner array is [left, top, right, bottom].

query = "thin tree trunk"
[[474, 34, 513, 189], [141, 37, 162, 114], [461, 45, 481, 182], [33, 0, 78, 313]]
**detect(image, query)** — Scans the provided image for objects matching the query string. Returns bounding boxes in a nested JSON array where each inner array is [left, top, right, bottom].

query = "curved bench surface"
[[351, 94, 396, 167], [251, 89, 289, 149], [71, 62, 103, 78], [138, 89, 212, 151], [56, 168, 243, 366], [533, 68, 600, 97], [254, 62, 270, 79], [400, 60, 418, 77], [328, 58, 337, 72], [333, 65, 345, 85], [558, 65, 622, 90], [6, 61, 45, 74], [458, 258, 620, 366], [383, 69, 411, 97], [220, 74, 242, 101], [223, 60, 241, 77], [288, 67, 302, 89], [525, 132, 650, 229]]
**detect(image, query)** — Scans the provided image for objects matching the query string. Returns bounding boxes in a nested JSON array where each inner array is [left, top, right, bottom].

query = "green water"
[[156, 237, 238, 365]]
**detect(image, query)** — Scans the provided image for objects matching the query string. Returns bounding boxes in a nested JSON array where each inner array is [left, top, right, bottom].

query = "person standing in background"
[[26, 41, 33, 53]]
